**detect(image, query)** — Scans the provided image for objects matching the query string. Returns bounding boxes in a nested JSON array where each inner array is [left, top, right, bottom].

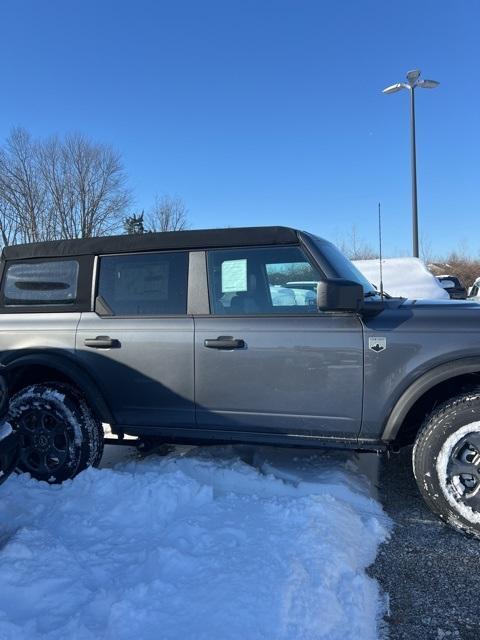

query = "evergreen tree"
[[123, 212, 145, 234]]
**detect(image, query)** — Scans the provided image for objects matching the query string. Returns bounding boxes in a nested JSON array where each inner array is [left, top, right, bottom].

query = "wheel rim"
[[17, 408, 69, 476], [446, 431, 480, 511]]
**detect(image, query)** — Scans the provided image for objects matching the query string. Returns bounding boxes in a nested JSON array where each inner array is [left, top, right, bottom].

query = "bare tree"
[[428, 242, 480, 289], [0, 127, 131, 246], [0, 201, 19, 246], [39, 133, 131, 239], [147, 195, 189, 232], [337, 225, 378, 260], [420, 232, 434, 265], [0, 128, 51, 243]]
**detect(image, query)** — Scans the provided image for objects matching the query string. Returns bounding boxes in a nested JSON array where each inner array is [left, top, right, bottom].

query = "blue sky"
[[0, 0, 478, 256]]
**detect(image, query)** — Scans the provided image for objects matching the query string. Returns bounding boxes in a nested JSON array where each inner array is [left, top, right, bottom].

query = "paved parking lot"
[[370, 448, 480, 640]]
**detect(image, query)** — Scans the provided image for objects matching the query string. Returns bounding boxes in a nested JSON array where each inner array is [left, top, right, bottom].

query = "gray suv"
[[1, 226, 480, 538]]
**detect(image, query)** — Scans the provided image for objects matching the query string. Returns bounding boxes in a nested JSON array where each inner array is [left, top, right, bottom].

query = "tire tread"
[[413, 390, 480, 539]]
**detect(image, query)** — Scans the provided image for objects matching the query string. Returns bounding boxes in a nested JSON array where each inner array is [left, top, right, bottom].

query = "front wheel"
[[413, 392, 480, 539], [8, 383, 104, 483]]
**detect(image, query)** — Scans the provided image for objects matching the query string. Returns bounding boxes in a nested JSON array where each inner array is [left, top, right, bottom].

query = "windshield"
[[312, 238, 377, 296], [439, 276, 461, 288]]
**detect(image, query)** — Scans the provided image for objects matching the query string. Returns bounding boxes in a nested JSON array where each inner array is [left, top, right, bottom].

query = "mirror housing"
[[317, 279, 364, 312]]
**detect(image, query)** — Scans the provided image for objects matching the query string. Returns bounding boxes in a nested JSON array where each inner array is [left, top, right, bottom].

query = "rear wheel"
[[413, 392, 480, 539], [8, 383, 104, 483], [0, 374, 9, 416]]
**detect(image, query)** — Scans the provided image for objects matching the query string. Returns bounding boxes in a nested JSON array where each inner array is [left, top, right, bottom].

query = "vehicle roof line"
[[2, 226, 301, 260]]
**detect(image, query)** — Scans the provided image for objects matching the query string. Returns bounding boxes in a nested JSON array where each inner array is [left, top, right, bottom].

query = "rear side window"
[[3, 260, 79, 306], [97, 251, 188, 316]]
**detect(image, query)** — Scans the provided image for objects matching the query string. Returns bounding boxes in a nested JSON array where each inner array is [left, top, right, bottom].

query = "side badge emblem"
[[369, 337, 386, 353]]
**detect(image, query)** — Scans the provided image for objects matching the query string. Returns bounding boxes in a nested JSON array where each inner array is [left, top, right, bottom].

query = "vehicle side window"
[[3, 260, 79, 306], [97, 251, 188, 316], [207, 246, 323, 315]]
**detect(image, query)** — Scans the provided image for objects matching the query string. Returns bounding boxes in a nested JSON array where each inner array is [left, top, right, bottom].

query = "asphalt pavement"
[[369, 447, 480, 640]]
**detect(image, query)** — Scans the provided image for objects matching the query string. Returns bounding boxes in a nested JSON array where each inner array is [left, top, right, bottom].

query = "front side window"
[[208, 246, 323, 315], [4, 260, 79, 306], [97, 251, 188, 316]]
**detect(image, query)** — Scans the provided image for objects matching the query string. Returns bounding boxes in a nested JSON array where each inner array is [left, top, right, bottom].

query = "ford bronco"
[[1, 226, 480, 538]]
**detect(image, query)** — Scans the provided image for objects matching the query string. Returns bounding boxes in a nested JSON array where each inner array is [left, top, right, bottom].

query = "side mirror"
[[317, 279, 364, 312]]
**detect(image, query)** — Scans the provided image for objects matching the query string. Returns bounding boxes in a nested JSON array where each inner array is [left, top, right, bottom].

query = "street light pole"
[[382, 70, 439, 258], [410, 84, 419, 257]]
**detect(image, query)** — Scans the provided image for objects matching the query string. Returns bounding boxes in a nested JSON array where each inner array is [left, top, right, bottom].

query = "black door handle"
[[204, 336, 245, 350], [84, 336, 120, 349]]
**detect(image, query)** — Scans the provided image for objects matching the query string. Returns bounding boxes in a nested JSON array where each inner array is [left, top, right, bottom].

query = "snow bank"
[[353, 257, 449, 300], [0, 447, 390, 640]]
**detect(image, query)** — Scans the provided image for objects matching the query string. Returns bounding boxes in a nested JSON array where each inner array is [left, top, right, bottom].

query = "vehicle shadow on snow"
[[368, 447, 480, 640], [101, 441, 381, 499]]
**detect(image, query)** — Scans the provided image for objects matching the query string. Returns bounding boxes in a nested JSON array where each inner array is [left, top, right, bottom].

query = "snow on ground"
[[0, 445, 390, 640], [0, 422, 12, 440], [354, 257, 449, 300]]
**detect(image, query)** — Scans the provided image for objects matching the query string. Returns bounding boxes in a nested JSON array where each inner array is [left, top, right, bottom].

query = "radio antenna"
[[378, 202, 384, 300]]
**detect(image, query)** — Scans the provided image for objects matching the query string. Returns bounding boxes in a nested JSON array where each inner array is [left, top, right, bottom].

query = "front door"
[[194, 245, 364, 438], [76, 250, 194, 428]]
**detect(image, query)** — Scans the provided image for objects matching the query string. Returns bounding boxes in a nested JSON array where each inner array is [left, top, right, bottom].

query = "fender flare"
[[382, 356, 480, 441], [1, 351, 114, 425]]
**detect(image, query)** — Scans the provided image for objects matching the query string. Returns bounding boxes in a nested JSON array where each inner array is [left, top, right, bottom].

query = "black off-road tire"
[[0, 373, 9, 416], [8, 382, 104, 483], [0, 428, 17, 486], [413, 391, 480, 539]]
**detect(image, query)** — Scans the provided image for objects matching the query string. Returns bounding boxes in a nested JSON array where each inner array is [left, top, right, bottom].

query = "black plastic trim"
[[2, 352, 114, 424], [187, 251, 209, 315], [382, 357, 480, 441], [119, 424, 387, 452]]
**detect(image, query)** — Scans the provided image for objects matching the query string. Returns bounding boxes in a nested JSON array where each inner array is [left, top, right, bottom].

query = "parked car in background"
[[270, 283, 317, 307], [468, 277, 480, 300], [436, 275, 467, 299], [354, 257, 448, 300], [285, 281, 318, 291]]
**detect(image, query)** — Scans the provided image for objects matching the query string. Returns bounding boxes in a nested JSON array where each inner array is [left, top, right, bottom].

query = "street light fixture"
[[382, 69, 440, 257]]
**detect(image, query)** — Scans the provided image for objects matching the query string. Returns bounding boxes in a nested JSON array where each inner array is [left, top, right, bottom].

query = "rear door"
[[195, 245, 364, 439], [76, 250, 194, 428]]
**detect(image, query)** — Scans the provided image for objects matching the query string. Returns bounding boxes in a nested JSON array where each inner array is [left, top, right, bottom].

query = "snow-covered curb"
[[0, 447, 390, 640]]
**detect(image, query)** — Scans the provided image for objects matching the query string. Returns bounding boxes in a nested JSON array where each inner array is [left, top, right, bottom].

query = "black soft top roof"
[[2, 226, 300, 260]]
